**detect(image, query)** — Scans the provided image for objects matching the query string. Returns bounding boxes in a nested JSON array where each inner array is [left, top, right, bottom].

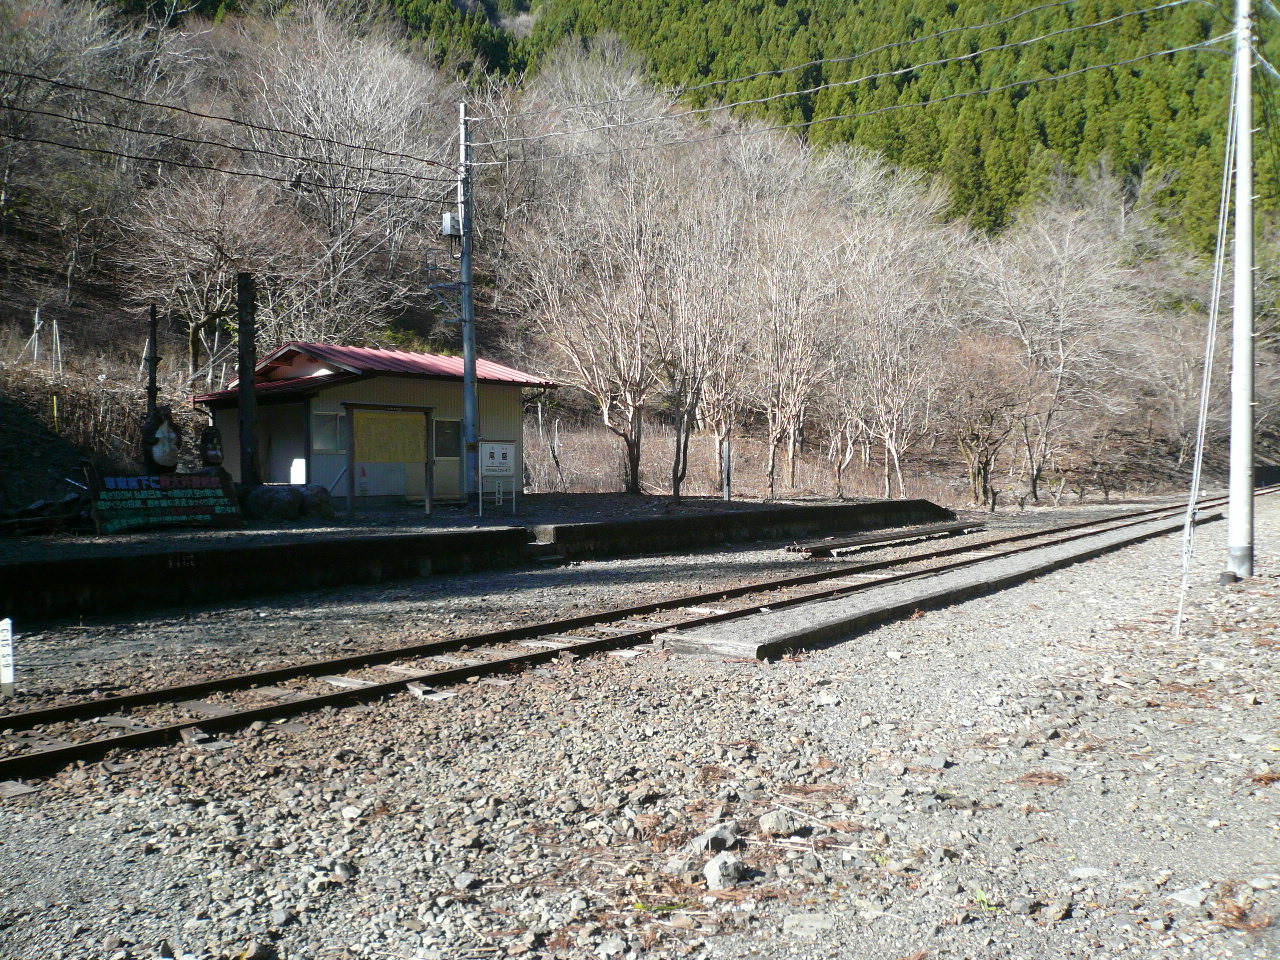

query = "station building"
[[194, 341, 554, 506]]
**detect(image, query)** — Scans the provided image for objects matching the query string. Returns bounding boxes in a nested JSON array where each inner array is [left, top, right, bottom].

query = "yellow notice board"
[[354, 410, 426, 463]]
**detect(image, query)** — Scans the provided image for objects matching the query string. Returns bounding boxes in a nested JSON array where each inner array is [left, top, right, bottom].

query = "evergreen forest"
[[385, 0, 1280, 243]]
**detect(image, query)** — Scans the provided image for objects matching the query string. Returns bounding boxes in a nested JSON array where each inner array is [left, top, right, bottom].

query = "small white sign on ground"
[[0, 618, 13, 698]]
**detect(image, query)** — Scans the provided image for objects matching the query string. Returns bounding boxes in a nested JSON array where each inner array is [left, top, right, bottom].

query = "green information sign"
[[90, 473, 242, 534]]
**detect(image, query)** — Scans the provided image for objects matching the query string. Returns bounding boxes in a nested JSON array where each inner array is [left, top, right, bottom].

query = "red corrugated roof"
[[193, 372, 356, 405], [276, 342, 556, 387]]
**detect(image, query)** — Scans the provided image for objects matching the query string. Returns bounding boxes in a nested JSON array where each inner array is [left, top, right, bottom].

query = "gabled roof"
[[193, 373, 356, 406], [193, 341, 557, 406], [260, 342, 556, 387]]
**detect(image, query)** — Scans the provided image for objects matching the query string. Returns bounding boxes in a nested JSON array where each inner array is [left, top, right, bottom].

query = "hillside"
[[379, 0, 1279, 243], [3, 0, 1278, 511]]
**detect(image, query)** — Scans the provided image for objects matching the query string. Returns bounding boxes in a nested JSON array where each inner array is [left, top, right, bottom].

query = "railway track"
[[0, 491, 1263, 782]]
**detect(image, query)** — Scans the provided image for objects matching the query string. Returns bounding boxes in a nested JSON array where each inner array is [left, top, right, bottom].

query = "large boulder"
[[299, 484, 335, 519], [243, 485, 304, 521]]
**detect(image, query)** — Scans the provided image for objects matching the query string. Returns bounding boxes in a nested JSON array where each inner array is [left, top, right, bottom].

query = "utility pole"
[[458, 102, 480, 509], [145, 304, 159, 420], [237, 272, 260, 490], [1227, 0, 1255, 580]]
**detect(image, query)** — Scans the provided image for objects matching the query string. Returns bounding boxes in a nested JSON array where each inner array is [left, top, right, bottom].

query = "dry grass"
[[1250, 771, 1280, 786], [1215, 884, 1274, 932], [0, 331, 205, 506]]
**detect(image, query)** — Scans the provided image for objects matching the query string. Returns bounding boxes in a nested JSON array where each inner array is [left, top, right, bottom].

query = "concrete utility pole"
[[237, 272, 260, 490], [458, 102, 480, 509], [1227, 0, 1255, 579]]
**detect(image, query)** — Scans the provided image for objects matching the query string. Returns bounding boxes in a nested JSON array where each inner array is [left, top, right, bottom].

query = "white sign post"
[[0, 618, 14, 699], [478, 443, 516, 517]]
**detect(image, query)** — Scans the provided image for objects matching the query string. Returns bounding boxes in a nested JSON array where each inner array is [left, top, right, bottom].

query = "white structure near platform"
[[194, 342, 554, 505]]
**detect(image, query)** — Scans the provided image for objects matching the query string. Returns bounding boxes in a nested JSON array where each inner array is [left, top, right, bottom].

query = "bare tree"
[[968, 186, 1150, 500], [231, 4, 456, 343], [126, 175, 308, 381]]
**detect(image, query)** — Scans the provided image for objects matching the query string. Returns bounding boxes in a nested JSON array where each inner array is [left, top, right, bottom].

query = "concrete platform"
[[531, 499, 953, 560], [1, 527, 529, 621], [667, 512, 1205, 659], [0, 498, 953, 622]]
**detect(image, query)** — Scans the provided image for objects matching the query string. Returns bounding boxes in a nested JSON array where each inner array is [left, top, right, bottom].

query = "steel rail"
[[0, 490, 1263, 781], [0, 493, 1224, 730]]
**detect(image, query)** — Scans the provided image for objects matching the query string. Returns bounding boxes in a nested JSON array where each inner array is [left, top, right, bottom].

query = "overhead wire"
[[470, 0, 1198, 146], [473, 0, 1229, 121], [0, 103, 459, 186], [470, 35, 1232, 166], [0, 66, 456, 171], [1176, 49, 1237, 639], [0, 130, 451, 203]]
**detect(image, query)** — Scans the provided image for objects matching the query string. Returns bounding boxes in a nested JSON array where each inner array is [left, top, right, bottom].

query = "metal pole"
[[237, 272, 260, 490], [146, 304, 159, 419], [459, 102, 480, 510], [1227, 0, 1255, 579]]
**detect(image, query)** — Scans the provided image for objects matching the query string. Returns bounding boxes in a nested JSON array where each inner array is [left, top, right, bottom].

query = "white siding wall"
[[211, 376, 525, 501]]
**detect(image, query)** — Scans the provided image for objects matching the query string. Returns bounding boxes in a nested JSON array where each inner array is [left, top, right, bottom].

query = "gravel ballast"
[[1, 498, 1276, 960]]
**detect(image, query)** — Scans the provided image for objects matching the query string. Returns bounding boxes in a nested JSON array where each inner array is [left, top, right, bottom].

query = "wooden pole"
[[145, 304, 159, 419], [236, 273, 260, 489]]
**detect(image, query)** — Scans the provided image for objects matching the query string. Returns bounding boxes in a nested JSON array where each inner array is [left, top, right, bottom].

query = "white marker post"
[[0, 618, 13, 699]]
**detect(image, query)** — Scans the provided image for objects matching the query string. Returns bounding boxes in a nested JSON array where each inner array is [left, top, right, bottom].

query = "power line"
[[1176, 46, 1235, 639], [470, 0, 1198, 150], [472, 0, 1205, 130], [0, 103, 459, 186], [471, 35, 1230, 167], [469, 0, 1085, 119], [0, 130, 450, 203], [0, 67, 455, 172]]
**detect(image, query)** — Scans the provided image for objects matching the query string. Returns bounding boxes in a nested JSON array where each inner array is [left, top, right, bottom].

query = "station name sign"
[[90, 473, 242, 534]]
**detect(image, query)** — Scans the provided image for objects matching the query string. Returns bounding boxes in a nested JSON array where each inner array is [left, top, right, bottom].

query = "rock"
[[1168, 883, 1210, 908], [596, 937, 626, 957], [332, 861, 357, 882], [1045, 899, 1073, 922], [758, 809, 798, 837], [243, 485, 304, 521], [917, 756, 951, 771], [1069, 867, 1104, 880], [815, 690, 840, 706], [270, 908, 294, 927], [240, 944, 277, 960], [1008, 896, 1041, 915], [454, 872, 478, 892], [340, 805, 363, 820], [664, 856, 694, 876], [299, 484, 335, 518], [782, 913, 836, 937], [690, 821, 739, 854], [704, 852, 746, 891]]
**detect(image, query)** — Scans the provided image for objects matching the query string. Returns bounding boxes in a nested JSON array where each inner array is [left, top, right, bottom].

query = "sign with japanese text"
[[480, 442, 516, 478], [90, 473, 242, 534]]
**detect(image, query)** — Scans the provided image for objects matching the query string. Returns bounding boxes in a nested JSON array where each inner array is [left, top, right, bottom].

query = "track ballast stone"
[[0, 499, 1276, 960]]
